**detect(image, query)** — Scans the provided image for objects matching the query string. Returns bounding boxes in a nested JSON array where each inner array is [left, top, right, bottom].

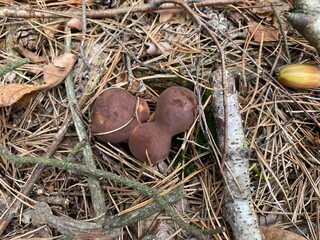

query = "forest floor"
[[0, 0, 319, 239]]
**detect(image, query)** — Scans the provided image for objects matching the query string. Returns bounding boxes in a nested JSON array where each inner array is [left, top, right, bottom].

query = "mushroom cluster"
[[91, 86, 198, 164], [91, 88, 150, 143]]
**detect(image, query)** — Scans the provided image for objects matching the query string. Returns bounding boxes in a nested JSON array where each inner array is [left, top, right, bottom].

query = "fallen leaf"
[[13, 44, 45, 63], [43, 53, 78, 87], [260, 226, 307, 240], [0, 84, 38, 107], [248, 22, 279, 42], [251, 0, 273, 18], [0, 53, 77, 107], [159, 11, 174, 23]]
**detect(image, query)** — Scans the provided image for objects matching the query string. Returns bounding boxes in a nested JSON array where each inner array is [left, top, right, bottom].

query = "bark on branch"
[[285, 0, 320, 53], [0, 0, 245, 19], [211, 68, 263, 240], [0, 145, 221, 239]]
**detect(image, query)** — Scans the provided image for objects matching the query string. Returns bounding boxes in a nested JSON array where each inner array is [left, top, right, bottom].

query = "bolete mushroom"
[[154, 86, 198, 135], [91, 88, 150, 144], [129, 121, 172, 163], [129, 86, 198, 164]]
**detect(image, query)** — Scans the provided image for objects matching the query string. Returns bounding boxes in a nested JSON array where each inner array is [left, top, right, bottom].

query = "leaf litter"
[[0, 0, 319, 239]]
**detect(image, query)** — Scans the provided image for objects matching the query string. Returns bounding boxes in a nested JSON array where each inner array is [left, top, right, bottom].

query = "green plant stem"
[[64, 27, 106, 224], [0, 145, 221, 239], [0, 58, 30, 77], [104, 185, 185, 229], [65, 140, 86, 162]]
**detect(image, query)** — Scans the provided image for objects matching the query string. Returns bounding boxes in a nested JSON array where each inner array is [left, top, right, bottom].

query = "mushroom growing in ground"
[[129, 86, 198, 164], [91, 88, 150, 144], [154, 86, 198, 135], [129, 121, 172, 163]]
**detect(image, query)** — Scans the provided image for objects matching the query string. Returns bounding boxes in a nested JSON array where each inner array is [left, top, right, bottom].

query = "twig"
[[64, 27, 106, 224], [80, 0, 90, 70], [0, 145, 222, 239], [29, 186, 185, 239], [271, 3, 291, 63], [31, 202, 112, 239], [0, 0, 245, 19], [0, 58, 30, 77], [66, 140, 87, 162], [103, 185, 185, 229]]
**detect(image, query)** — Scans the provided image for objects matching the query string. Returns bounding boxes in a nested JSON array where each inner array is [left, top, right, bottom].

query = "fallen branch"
[[104, 185, 185, 229], [211, 68, 263, 239], [285, 0, 320, 53], [31, 202, 111, 239], [0, 145, 221, 239], [29, 186, 185, 239], [0, 58, 30, 77], [0, 0, 245, 18], [64, 27, 106, 224]]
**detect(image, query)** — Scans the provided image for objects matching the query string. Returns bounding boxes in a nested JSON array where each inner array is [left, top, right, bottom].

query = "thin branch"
[[29, 186, 185, 239], [0, 58, 30, 77], [103, 185, 185, 229], [271, 3, 291, 63], [0, 0, 245, 18], [0, 144, 222, 239], [64, 27, 107, 224]]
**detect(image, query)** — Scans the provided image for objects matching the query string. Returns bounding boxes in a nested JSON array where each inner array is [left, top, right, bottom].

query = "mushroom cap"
[[91, 88, 150, 143], [154, 86, 198, 135], [129, 121, 172, 164]]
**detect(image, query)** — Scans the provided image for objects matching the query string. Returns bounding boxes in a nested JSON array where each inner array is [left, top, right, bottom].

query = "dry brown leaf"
[[0, 53, 77, 107], [248, 22, 279, 42], [159, 11, 174, 23], [251, 0, 273, 18], [13, 44, 46, 63], [43, 53, 77, 87], [156, 9, 183, 23], [0, 84, 40, 107], [260, 226, 307, 240]]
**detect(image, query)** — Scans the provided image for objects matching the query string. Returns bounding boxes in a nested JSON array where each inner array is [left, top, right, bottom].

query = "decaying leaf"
[[251, 0, 273, 18], [0, 53, 77, 107], [260, 226, 307, 240], [43, 53, 78, 87], [157, 8, 183, 23], [13, 44, 45, 63], [248, 22, 279, 42]]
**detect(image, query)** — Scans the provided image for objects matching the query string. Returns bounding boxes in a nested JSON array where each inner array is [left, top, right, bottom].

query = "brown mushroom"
[[91, 88, 150, 144], [128, 86, 198, 164], [129, 121, 172, 164], [154, 86, 198, 135]]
